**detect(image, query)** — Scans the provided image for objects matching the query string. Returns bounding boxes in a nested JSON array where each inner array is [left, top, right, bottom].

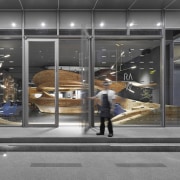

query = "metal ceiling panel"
[[0, 0, 22, 9], [0, 0, 179, 10], [130, 0, 174, 9], [59, 0, 97, 9], [166, 0, 180, 9], [95, 0, 135, 9], [21, 0, 58, 9]]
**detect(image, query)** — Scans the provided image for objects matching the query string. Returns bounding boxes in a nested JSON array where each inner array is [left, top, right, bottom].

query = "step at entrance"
[[0, 137, 180, 152]]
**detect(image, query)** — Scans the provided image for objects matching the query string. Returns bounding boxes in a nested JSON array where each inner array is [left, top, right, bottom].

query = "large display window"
[[165, 41, 180, 126], [0, 40, 22, 126], [94, 39, 161, 126]]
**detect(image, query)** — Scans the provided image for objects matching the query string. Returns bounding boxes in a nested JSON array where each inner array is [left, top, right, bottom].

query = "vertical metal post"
[[160, 10, 166, 127], [89, 11, 95, 127], [55, 39, 59, 127], [22, 11, 28, 127]]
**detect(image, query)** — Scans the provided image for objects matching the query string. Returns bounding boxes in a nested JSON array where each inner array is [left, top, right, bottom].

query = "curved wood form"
[[30, 97, 82, 113], [112, 97, 161, 124], [29, 69, 127, 114]]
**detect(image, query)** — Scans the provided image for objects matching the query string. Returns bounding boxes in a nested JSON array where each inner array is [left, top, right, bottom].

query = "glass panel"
[[80, 30, 90, 131], [94, 39, 161, 126], [0, 39, 22, 126], [128, 11, 162, 29], [166, 41, 180, 126], [28, 41, 56, 125], [59, 39, 82, 126]]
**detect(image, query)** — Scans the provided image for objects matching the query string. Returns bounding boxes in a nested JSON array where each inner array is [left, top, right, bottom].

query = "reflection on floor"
[[0, 108, 180, 126]]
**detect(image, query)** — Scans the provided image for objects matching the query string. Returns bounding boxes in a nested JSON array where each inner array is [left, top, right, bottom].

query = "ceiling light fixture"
[[119, 65, 137, 72], [121, 51, 125, 57], [4, 54, 10, 58], [100, 22, 104, 27], [105, 78, 111, 82], [156, 22, 161, 26], [129, 22, 134, 27], [111, 64, 115, 69], [110, 71, 116, 75], [41, 22, 46, 27], [11, 22, 16, 27], [70, 22, 75, 27]]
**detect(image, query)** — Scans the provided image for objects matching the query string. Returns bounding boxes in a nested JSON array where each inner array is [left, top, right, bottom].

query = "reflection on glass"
[[166, 42, 180, 126], [0, 40, 22, 126], [28, 41, 55, 125], [94, 40, 161, 126]]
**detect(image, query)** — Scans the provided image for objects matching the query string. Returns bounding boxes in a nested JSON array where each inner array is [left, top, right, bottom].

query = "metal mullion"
[[55, 39, 59, 127]]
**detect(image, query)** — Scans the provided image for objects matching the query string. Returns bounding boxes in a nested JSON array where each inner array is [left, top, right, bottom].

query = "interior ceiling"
[[0, 0, 180, 10]]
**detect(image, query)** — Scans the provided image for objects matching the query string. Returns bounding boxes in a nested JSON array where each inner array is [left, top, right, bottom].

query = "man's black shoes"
[[108, 133, 113, 137], [96, 132, 113, 137], [96, 132, 104, 135]]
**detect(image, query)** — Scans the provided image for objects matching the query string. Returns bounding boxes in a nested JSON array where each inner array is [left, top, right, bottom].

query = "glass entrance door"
[[25, 39, 59, 127]]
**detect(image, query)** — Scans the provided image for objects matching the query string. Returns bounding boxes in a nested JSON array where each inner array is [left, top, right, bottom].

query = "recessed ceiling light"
[[11, 22, 16, 27], [129, 22, 134, 27], [149, 61, 154, 63], [156, 22, 161, 26], [70, 22, 75, 27], [4, 54, 10, 58], [100, 22, 104, 27], [41, 22, 46, 27]]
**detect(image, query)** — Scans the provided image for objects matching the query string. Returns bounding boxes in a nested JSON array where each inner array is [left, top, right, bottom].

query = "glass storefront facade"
[[0, 10, 179, 127]]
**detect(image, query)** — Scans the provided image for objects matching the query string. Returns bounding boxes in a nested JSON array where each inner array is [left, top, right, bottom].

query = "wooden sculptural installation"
[[29, 69, 126, 114], [29, 69, 165, 125]]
